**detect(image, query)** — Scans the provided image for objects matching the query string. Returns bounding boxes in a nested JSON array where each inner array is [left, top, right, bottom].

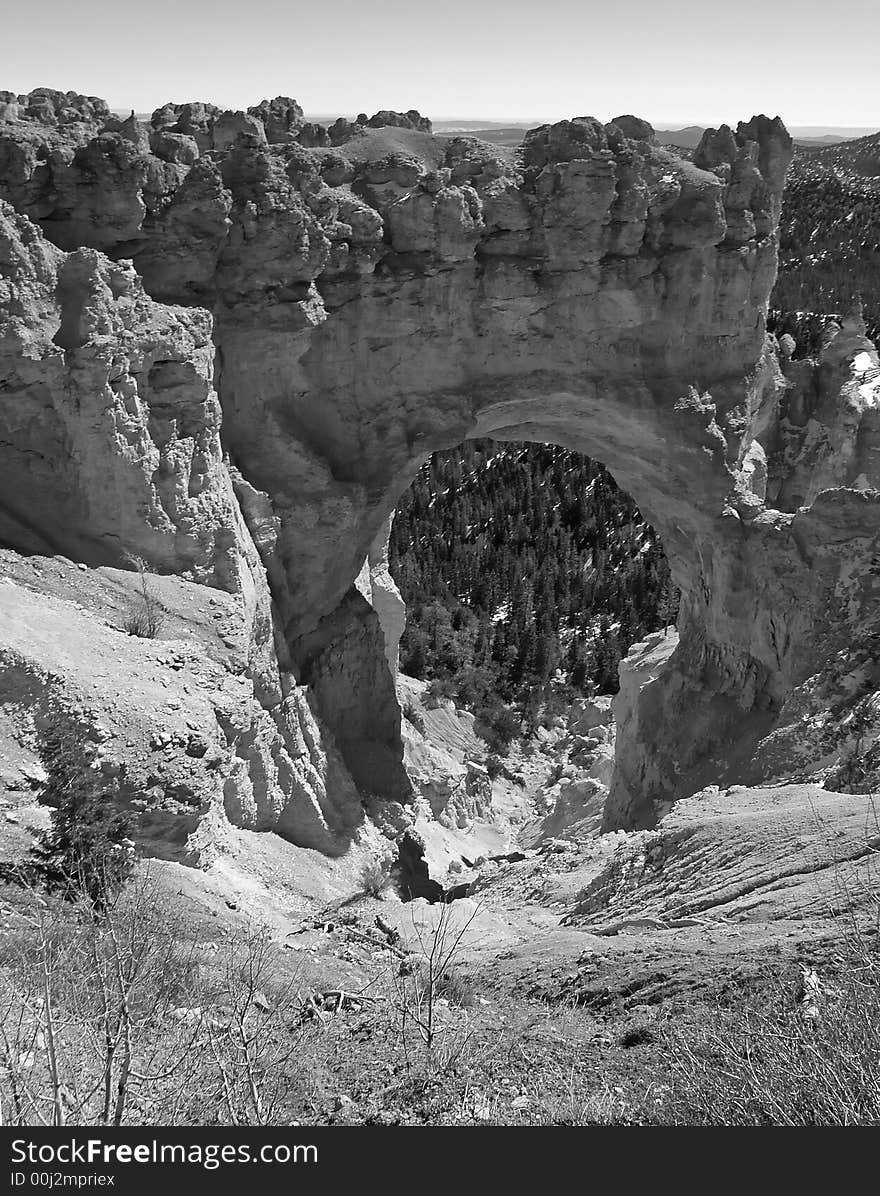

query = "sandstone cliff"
[[2, 88, 879, 853]]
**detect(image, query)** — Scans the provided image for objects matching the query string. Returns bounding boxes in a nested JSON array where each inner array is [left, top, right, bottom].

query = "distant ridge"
[[653, 125, 705, 149], [655, 125, 880, 150], [113, 109, 877, 149], [796, 129, 880, 175]]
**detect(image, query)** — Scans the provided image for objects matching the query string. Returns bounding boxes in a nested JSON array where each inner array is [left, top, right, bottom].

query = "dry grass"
[[626, 827, 880, 1126], [4, 846, 880, 1125], [639, 951, 880, 1125], [357, 859, 393, 900]]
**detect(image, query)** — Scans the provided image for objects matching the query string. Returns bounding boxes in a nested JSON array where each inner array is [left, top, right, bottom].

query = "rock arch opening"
[[279, 347, 784, 834], [389, 438, 677, 721]]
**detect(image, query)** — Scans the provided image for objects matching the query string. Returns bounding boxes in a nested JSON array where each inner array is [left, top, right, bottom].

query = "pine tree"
[[31, 726, 136, 914], [657, 572, 681, 635], [391, 439, 680, 719]]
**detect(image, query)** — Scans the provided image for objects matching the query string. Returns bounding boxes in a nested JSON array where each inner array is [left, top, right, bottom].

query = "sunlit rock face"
[[4, 91, 880, 832], [0, 197, 364, 856], [0, 203, 244, 587]]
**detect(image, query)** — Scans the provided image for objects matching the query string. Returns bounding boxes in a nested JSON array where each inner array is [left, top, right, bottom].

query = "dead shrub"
[[0, 868, 310, 1126], [123, 555, 165, 639]]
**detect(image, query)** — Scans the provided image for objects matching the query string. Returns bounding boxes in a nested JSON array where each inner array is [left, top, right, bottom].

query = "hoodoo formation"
[[2, 89, 880, 857]]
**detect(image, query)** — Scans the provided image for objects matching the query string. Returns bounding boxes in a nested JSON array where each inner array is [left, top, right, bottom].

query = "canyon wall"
[[2, 89, 880, 846]]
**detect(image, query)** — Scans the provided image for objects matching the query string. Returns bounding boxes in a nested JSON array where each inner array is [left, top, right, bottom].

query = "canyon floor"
[[2, 553, 879, 1124]]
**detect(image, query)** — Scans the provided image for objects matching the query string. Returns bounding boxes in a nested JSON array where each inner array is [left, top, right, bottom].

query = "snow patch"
[[858, 375, 880, 408], [853, 351, 875, 375]]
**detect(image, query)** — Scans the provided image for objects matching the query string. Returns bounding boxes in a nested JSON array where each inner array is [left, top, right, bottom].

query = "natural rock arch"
[[3, 94, 880, 840], [199, 112, 802, 826]]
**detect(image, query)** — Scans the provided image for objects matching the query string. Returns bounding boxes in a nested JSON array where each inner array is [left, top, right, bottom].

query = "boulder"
[[571, 697, 613, 734]]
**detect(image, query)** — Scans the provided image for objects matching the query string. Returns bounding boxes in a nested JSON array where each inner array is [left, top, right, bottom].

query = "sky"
[[1, 0, 878, 129]]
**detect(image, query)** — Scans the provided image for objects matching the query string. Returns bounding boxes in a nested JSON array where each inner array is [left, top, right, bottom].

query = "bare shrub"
[[0, 872, 199, 1125], [123, 555, 165, 639], [201, 926, 308, 1125], [0, 868, 310, 1126], [393, 901, 480, 1074]]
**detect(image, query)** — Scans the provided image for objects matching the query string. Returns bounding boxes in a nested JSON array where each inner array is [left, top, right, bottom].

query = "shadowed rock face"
[[3, 92, 880, 832]]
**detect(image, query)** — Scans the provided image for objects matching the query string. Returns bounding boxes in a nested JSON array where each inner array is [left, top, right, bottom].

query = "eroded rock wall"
[[0, 200, 244, 588], [0, 189, 368, 856], [3, 90, 880, 833], [354, 515, 406, 675]]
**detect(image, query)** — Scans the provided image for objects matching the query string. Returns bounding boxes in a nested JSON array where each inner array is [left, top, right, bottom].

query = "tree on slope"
[[31, 725, 136, 915]]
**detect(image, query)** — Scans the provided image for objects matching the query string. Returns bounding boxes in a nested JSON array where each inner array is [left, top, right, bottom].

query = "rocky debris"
[[515, 697, 619, 844], [285, 910, 415, 984], [608, 115, 656, 143], [246, 97, 305, 144], [298, 988, 386, 1023], [324, 109, 432, 147], [0, 569, 362, 861], [393, 673, 527, 886], [365, 110, 432, 134], [149, 101, 220, 152], [570, 696, 613, 735]]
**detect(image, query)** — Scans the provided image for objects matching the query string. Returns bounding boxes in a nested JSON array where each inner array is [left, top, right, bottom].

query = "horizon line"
[[106, 106, 879, 134]]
